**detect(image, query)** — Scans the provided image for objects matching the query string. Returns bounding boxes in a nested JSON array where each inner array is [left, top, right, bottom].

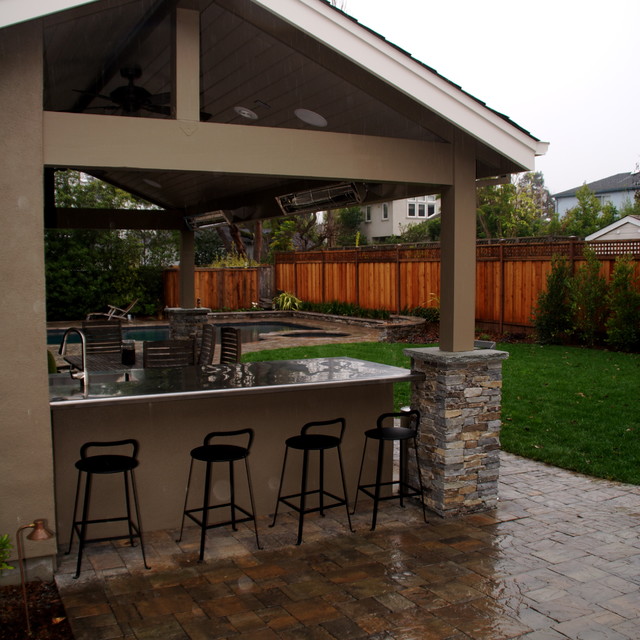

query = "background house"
[[360, 195, 440, 243], [554, 172, 640, 217]]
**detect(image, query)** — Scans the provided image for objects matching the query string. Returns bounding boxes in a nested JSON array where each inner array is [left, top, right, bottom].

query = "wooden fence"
[[163, 266, 272, 310], [275, 239, 640, 332]]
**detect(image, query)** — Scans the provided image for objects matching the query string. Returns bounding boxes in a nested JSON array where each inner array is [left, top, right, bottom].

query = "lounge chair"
[[86, 299, 138, 321]]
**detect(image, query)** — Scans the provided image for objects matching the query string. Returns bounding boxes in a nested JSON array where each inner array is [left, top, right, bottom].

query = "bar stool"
[[178, 428, 261, 561], [270, 418, 353, 545], [66, 439, 149, 578], [352, 409, 428, 530]]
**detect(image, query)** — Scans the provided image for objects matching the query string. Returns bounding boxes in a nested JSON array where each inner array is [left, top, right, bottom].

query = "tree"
[[476, 172, 555, 239], [47, 170, 179, 320], [397, 218, 441, 242], [561, 184, 621, 237], [334, 206, 364, 246]]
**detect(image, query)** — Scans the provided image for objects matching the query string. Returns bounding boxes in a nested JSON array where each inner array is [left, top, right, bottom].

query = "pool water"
[[47, 322, 323, 346]]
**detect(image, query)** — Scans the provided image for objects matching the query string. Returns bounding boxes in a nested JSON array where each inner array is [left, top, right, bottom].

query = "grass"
[[243, 342, 640, 485]]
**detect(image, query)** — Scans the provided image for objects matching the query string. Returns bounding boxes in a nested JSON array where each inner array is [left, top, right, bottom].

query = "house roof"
[[554, 172, 640, 198], [585, 215, 640, 241], [2, 0, 547, 227]]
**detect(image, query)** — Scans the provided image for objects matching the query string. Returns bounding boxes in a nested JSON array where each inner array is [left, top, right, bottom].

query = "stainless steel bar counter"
[[50, 358, 422, 542]]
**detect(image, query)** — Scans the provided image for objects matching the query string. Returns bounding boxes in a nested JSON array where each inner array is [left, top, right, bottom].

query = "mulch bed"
[[0, 581, 73, 640]]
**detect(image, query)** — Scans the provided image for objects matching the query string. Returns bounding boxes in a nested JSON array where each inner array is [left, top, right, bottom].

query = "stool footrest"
[[70, 517, 142, 546], [357, 481, 424, 502], [278, 489, 347, 515], [184, 503, 256, 531]]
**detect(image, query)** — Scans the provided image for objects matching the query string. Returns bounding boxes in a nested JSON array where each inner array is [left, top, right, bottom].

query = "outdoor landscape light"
[[17, 519, 54, 636]]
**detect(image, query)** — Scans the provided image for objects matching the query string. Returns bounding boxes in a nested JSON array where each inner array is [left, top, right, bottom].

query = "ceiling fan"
[[75, 65, 211, 120]]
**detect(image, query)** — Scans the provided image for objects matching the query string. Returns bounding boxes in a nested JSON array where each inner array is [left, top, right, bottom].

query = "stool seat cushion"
[[191, 444, 248, 463], [286, 433, 340, 451], [364, 427, 416, 442], [75, 454, 138, 474]]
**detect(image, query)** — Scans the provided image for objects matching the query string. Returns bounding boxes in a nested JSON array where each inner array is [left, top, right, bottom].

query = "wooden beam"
[[173, 7, 200, 122], [43, 112, 453, 185], [48, 208, 185, 230]]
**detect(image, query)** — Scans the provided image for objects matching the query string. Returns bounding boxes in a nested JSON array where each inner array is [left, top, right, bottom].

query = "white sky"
[[344, 0, 640, 194]]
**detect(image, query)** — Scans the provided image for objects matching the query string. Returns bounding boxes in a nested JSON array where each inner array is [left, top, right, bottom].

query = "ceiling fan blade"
[[149, 91, 172, 105], [142, 104, 172, 116], [73, 89, 113, 102]]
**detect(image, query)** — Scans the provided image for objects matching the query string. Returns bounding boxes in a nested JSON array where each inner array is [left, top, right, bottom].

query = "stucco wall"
[[0, 20, 57, 582]]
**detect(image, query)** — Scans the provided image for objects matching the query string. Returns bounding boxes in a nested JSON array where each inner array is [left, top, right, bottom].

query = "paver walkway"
[[56, 452, 640, 639]]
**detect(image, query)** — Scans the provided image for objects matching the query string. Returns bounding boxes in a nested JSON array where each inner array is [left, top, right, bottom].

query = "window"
[[408, 203, 416, 217], [408, 195, 438, 218], [365, 206, 372, 222], [382, 203, 389, 220]]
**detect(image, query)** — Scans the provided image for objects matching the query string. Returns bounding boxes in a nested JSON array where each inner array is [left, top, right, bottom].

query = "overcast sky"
[[344, 0, 640, 195]]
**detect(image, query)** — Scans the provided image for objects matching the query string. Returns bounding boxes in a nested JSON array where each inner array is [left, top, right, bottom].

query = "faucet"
[[58, 327, 89, 397]]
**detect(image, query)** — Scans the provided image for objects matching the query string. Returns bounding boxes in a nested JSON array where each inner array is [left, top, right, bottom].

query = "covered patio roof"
[[40, 0, 546, 230]]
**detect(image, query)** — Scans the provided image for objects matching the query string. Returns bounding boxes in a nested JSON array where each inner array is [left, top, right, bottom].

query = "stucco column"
[[0, 19, 57, 582], [179, 229, 196, 308], [405, 347, 508, 518], [439, 130, 476, 352]]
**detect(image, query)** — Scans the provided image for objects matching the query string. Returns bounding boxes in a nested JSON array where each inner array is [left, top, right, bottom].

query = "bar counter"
[[50, 357, 422, 542]]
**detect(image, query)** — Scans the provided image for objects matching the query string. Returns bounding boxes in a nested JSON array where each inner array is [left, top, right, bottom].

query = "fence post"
[[396, 245, 402, 314], [499, 239, 505, 334]]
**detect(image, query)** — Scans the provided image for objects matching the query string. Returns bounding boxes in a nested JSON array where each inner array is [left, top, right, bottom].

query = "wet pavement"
[[52, 318, 640, 638], [56, 452, 640, 639]]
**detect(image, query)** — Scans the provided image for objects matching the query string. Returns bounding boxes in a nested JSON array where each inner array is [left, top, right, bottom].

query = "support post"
[[405, 347, 509, 517], [179, 229, 195, 308], [439, 131, 476, 352]]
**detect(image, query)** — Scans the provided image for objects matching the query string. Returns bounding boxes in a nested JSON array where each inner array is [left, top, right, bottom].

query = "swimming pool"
[[47, 321, 324, 345]]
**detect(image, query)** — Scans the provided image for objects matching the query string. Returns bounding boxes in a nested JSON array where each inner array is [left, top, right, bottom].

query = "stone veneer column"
[[165, 307, 211, 341], [404, 347, 509, 517]]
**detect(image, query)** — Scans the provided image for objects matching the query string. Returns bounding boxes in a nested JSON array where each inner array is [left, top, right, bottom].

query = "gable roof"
[[554, 172, 640, 198], [2, 0, 547, 227], [585, 215, 640, 241], [0, 0, 99, 29]]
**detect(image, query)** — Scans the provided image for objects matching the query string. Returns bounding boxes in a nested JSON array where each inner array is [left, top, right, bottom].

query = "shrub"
[[570, 247, 608, 346], [405, 306, 440, 323], [606, 255, 640, 352], [533, 255, 573, 344], [0, 534, 14, 574], [300, 301, 391, 320], [273, 291, 302, 310]]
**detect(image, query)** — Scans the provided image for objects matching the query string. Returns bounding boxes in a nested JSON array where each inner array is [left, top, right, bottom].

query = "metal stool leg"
[[296, 449, 309, 545], [177, 458, 195, 542], [270, 447, 289, 528], [351, 438, 369, 514], [129, 469, 150, 569], [74, 472, 93, 579], [337, 446, 353, 532], [229, 461, 237, 531], [371, 440, 385, 531], [123, 472, 135, 547], [413, 436, 428, 523], [244, 458, 262, 549], [199, 461, 212, 562], [67, 470, 83, 555]]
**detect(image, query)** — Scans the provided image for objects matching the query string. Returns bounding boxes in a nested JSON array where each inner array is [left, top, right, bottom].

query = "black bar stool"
[[66, 439, 149, 578], [352, 409, 428, 530], [178, 428, 261, 561], [270, 418, 353, 544]]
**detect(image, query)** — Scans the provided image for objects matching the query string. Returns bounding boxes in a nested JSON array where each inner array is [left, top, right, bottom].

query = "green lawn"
[[243, 342, 640, 485]]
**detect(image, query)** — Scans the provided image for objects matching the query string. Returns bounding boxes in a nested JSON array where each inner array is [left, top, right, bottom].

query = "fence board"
[[274, 239, 640, 331]]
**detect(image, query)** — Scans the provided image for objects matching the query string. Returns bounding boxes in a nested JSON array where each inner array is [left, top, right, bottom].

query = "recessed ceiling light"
[[294, 108, 327, 127], [142, 178, 162, 189], [234, 106, 258, 120]]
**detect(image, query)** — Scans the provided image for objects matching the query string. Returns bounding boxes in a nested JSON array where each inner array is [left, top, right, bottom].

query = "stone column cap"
[[404, 346, 509, 365]]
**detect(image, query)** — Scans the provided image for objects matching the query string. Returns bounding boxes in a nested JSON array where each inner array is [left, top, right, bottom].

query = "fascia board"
[[252, 0, 547, 170], [0, 0, 99, 29]]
